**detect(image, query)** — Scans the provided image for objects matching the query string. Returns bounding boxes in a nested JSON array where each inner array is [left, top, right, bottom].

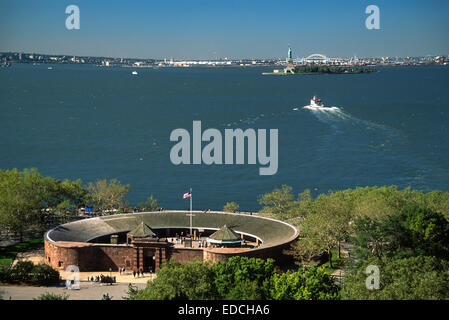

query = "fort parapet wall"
[[44, 211, 298, 271]]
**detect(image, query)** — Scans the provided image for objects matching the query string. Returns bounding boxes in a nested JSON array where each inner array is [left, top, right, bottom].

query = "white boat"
[[310, 96, 323, 107], [132, 71, 138, 75], [303, 96, 340, 111]]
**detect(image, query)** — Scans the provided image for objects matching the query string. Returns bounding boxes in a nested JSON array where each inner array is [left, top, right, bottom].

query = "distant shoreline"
[[262, 71, 379, 75]]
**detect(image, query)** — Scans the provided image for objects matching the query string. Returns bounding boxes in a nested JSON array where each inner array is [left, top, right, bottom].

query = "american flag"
[[183, 192, 191, 199]]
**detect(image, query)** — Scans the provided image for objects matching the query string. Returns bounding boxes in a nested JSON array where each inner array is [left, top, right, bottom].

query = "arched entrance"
[[143, 249, 156, 273]]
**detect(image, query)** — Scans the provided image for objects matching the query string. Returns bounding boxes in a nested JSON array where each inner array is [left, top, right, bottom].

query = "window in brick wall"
[[48, 257, 51, 263], [126, 260, 131, 267], [58, 261, 63, 267]]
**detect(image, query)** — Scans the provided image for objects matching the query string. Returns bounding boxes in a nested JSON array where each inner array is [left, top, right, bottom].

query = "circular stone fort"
[[45, 211, 298, 272]]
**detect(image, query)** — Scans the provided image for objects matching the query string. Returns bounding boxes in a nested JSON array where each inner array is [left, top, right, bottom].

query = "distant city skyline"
[[1, 0, 448, 60]]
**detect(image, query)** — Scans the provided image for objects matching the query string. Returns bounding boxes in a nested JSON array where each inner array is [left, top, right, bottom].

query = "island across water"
[[263, 65, 376, 75]]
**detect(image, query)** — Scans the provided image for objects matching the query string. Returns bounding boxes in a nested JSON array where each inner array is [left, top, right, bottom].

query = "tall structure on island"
[[287, 45, 293, 63], [284, 45, 295, 74]]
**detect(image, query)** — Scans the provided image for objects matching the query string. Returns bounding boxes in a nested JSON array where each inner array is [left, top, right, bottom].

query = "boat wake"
[[301, 102, 406, 160], [302, 104, 355, 124], [303, 105, 341, 112], [300, 102, 447, 190], [302, 104, 384, 128]]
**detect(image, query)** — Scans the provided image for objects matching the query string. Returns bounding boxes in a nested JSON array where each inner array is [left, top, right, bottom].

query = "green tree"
[[128, 259, 216, 300], [86, 178, 129, 214], [350, 215, 405, 262], [0, 168, 87, 240], [0, 169, 46, 241], [269, 266, 340, 300], [295, 192, 352, 267], [125, 256, 343, 301], [404, 206, 449, 259], [351, 191, 395, 221], [351, 206, 449, 262], [137, 194, 160, 212], [421, 190, 449, 221], [285, 237, 324, 267], [295, 188, 313, 217], [225, 280, 264, 300], [258, 185, 296, 218], [343, 256, 449, 300], [223, 202, 239, 213], [211, 256, 275, 299], [50, 179, 87, 215]]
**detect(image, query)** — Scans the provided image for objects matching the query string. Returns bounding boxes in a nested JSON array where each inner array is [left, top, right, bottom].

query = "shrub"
[[0, 265, 11, 283], [9, 261, 34, 283], [1, 261, 60, 285], [31, 263, 60, 285], [33, 292, 69, 300]]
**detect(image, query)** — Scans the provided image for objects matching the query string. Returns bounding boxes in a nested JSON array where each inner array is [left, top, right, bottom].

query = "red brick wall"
[[45, 239, 292, 271], [45, 240, 134, 271], [203, 243, 291, 264], [168, 248, 203, 264], [45, 241, 80, 270], [77, 245, 135, 271]]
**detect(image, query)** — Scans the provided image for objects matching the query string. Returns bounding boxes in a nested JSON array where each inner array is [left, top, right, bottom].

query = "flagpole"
[[189, 187, 192, 237]]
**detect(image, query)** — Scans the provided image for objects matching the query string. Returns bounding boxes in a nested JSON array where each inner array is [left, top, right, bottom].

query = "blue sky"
[[1, 0, 448, 59]]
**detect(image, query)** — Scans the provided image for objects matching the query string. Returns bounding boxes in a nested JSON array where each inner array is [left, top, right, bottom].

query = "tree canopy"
[[0, 169, 154, 241], [293, 65, 376, 74], [86, 178, 129, 214], [269, 265, 340, 300], [127, 256, 340, 300], [137, 194, 160, 212], [129, 259, 216, 300], [223, 201, 239, 213], [211, 256, 275, 299], [343, 256, 449, 300], [0, 168, 87, 240]]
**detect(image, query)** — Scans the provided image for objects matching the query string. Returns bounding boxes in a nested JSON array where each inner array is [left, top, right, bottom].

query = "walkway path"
[[12, 249, 45, 265], [0, 282, 147, 300], [331, 242, 356, 284], [74, 271, 156, 284]]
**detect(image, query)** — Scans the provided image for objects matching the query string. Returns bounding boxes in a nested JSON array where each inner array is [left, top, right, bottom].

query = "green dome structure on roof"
[[127, 221, 157, 238], [207, 224, 241, 244]]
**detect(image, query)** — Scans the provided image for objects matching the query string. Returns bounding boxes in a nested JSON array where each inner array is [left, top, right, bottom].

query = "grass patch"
[[0, 238, 44, 268]]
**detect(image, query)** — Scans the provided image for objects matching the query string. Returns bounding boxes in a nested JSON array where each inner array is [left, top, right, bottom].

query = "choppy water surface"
[[1, 64, 448, 210]]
